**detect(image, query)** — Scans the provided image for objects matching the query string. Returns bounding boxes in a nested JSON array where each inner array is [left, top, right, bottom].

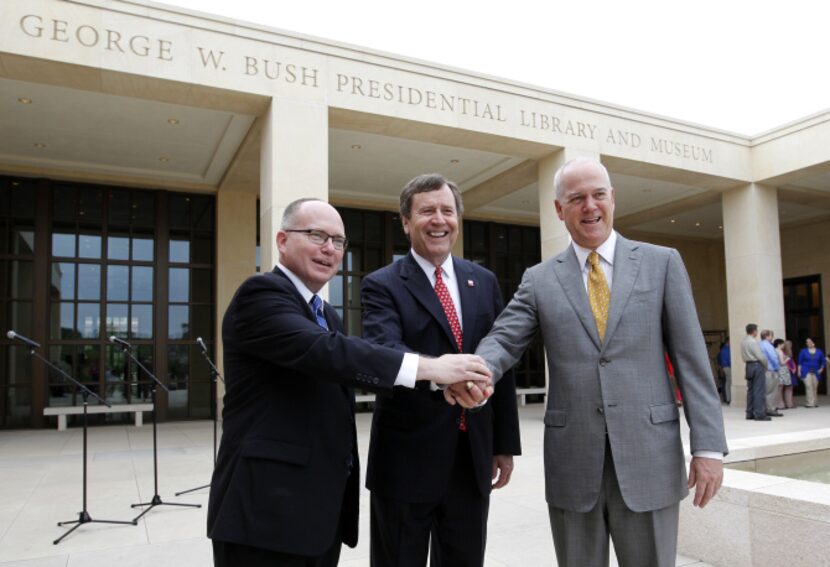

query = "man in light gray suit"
[[450, 157, 727, 567]]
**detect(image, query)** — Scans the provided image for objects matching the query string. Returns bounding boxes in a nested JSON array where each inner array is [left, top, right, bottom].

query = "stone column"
[[722, 183, 785, 406], [215, 186, 257, 411], [538, 148, 600, 260], [260, 96, 329, 273]]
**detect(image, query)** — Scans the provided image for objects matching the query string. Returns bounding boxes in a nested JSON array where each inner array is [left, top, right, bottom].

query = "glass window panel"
[[107, 235, 130, 260], [0, 221, 7, 256], [364, 247, 382, 272], [132, 192, 155, 226], [77, 264, 101, 300], [169, 238, 190, 263], [132, 236, 154, 261], [346, 275, 361, 307], [191, 305, 212, 340], [8, 301, 33, 337], [11, 260, 33, 300], [191, 233, 213, 264], [192, 197, 214, 230], [13, 224, 35, 255], [131, 266, 153, 301], [131, 304, 153, 339], [106, 303, 129, 338], [189, 381, 211, 419], [346, 308, 362, 336], [78, 233, 102, 259], [10, 183, 35, 219], [811, 282, 821, 307], [78, 187, 103, 221], [107, 265, 129, 301], [169, 268, 189, 302], [52, 232, 76, 257], [108, 190, 131, 225], [169, 305, 189, 339], [51, 262, 75, 300], [365, 213, 381, 242], [50, 302, 74, 340], [168, 345, 189, 384], [191, 269, 212, 303], [169, 196, 189, 229], [329, 275, 343, 308], [77, 303, 100, 339], [7, 345, 33, 386], [77, 345, 101, 388], [52, 187, 76, 221], [105, 345, 127, 384], [4, 386, 33, 425]]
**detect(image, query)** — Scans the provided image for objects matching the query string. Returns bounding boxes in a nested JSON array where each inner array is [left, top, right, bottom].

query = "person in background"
[[717, 338, 731, 405], [773, 338, 792, 410], [741, 324, 768, 421], [797, 337, 825, 408], [759, 330, 783, 417]]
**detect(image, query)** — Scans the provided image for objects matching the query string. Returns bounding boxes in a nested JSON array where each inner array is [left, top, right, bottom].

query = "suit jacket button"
[[600, 358, 610, 367], [597, 407, 604, 414]]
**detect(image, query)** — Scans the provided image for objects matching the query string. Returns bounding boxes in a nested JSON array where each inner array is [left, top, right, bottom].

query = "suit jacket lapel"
[[455, 259, 478, 353], [603, 236, 642, 345], [400, 253, 459, 353], [553, 246, 602, 350]]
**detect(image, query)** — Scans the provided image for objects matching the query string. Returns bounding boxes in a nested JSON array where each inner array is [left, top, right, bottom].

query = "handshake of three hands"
[[416, 354, 494, 409]]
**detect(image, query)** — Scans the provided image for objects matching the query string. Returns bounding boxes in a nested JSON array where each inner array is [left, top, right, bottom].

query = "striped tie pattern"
[[587, 251, 610, 340], [434, 268, 467, 431], [309, 295, 329, 330]]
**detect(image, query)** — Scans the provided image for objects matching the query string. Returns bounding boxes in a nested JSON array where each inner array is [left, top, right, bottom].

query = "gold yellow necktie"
[[587, 251, 610, 340]]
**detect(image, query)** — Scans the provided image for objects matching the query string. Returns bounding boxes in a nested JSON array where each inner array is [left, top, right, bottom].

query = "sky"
[[160, 0, 829, 136]]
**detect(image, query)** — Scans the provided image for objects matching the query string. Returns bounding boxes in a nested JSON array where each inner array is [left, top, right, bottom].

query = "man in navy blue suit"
[[208, 198, 493, 567], [362, 174, 521, 567]]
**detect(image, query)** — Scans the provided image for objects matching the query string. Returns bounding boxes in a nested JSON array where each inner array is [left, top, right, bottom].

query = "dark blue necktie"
[[310, 295, 329, 330]]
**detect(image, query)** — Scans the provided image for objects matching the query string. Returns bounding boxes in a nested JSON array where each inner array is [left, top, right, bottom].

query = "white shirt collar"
[[411, 249, 456, 284], [572, 230, 618, 270], [276, 262, 315, 304]]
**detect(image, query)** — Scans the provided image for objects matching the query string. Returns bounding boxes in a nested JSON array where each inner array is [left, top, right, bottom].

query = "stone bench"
[[43, 403, 154, 431]]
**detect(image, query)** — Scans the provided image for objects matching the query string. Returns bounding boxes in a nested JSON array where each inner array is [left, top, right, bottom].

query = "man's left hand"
[[688, 456, 723, 508], [491, 455, 514, 489]]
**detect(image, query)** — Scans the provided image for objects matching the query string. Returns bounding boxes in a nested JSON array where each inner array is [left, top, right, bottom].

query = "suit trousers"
[[212, 537, 342, 567], [745, 362, 767, 419], [548, 440, 679, 567], [370, 433, 489, 567], [764, 370, 779, 412], [803, 372, 819, 407], [722, 367, 732, 403]]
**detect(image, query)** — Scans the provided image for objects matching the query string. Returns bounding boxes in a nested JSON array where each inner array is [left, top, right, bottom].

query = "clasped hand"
[[416, 354, 493, 408]]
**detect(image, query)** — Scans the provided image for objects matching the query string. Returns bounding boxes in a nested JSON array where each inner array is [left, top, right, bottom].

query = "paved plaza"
[[0, 399, 827, 567]]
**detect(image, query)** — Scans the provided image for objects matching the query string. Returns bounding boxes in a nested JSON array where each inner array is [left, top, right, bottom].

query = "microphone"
[[196, 337, 208, 354], [6, 330, 40, 349], [109, 336, 133, 350]]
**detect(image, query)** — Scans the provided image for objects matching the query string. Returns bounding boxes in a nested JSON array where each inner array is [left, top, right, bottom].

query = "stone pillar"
[[722, 183, 785, 406], [215, 187, 257, 411], [538, 148, 600, 260], [260, 96, 328, 272]]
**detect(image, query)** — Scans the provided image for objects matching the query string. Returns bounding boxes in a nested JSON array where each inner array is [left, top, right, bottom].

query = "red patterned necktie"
[[434, 267, 467, 431]]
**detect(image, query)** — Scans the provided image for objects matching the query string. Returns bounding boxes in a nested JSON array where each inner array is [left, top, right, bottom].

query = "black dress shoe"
[[766, 411, 783, 417], [755, 416, 772, 421]]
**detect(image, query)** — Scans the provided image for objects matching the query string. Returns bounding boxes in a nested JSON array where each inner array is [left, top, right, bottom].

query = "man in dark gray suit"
[[454, 157, 728, 566]]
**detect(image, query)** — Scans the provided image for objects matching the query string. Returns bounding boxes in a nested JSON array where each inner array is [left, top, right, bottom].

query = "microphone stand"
[[15, 339, 136, 544], [175, 343, 224, 496], [110, 339, 201, 522]]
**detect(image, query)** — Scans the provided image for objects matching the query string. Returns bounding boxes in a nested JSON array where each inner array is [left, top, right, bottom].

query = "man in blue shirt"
[[759, 330, 783, 417], [717, 339, 731, 405]]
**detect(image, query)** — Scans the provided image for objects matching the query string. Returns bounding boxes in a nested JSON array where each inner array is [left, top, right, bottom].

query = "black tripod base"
[[54, 510, 137, 544], [175, 482, 210, 496], [131, 494, 201, 523]]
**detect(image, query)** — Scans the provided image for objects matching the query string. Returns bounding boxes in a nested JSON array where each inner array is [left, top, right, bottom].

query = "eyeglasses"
[[285, 229, 348, 251]]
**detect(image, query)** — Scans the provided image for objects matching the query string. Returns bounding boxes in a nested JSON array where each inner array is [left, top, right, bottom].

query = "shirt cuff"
[[693, 451, 723, 460], [394, 352, 418, 389]]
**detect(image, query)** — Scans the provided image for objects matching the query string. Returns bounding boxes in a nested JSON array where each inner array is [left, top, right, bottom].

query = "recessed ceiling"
[[0, 77, 255, 186]]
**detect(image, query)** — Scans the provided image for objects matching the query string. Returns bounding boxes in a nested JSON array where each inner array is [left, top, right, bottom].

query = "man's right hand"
[[417, 354, 492, 386]]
